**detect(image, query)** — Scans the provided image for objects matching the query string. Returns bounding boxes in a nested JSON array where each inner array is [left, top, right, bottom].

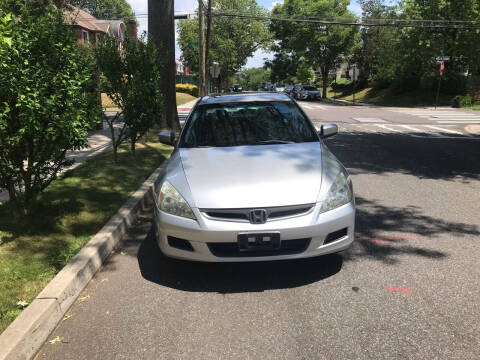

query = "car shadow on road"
[[326, 131, 480, 181], [137, 226, 343, 294]]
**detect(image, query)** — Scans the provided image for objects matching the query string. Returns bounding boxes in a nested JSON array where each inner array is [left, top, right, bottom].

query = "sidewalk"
[[177, 98, 198, 124]]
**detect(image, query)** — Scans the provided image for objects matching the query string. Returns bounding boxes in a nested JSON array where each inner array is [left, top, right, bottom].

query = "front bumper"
[[154, 201, 355, 262], [300, 93, 321, 100]]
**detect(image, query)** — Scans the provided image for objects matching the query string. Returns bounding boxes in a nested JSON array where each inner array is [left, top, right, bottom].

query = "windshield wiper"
[[254, 140, 296, 145]]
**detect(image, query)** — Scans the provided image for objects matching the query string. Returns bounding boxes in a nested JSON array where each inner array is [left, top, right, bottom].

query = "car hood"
[[179, 142, 322, 209]]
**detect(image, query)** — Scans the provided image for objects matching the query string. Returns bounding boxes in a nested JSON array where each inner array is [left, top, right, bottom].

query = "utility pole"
[[205, 0, 212, 94], [148, 0, 180, 130], [198, 0, 206, 96]]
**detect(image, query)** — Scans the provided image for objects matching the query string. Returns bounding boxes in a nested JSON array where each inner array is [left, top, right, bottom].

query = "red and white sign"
[[440, 61, 445, 76]]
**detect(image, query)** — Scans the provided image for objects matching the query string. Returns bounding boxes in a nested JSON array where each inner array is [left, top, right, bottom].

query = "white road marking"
[[437, 120, 480, 124], [390, 109, 480, 124], [425, 125, 464, 135], [301, 104, 314, 109], [399, 125, 442, 137], [352, 117, 387, 123], [342, 124, 479, 139]]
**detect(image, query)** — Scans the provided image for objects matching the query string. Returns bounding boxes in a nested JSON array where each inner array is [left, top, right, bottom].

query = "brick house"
[[175, 59, 192, 76], [64, 7, 137, 46]]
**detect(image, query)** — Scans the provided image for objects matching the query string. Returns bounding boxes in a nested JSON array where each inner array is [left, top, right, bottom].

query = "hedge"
[[176, 83, 199, 97]]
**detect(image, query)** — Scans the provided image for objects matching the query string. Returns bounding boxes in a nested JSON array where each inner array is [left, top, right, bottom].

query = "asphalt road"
[[36, 103, 480, 360]]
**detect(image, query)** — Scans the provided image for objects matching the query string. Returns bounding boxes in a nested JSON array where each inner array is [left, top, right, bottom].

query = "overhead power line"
[[211, 11, 480, 29]]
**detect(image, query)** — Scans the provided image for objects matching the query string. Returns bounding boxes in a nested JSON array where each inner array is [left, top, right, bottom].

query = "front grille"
[[207, 238, 311, 257], [201, 204, 314, 223]]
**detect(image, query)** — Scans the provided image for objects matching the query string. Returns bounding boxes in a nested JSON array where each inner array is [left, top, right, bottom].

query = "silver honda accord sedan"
[[154, 92, 355, 262]]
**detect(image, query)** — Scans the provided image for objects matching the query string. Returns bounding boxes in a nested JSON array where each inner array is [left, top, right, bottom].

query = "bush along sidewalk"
[[0, 128, 172, 334]]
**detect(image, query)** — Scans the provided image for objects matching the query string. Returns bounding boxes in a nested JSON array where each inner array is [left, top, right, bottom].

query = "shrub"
[[441, 74, 467, 96], [95, 33, 163, 159], [452, 95, 473, 108], [176, 83, 199, 97], [0, 5, 100, 217]]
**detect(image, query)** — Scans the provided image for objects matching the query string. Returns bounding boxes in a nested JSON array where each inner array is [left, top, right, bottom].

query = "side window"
[[82, 30, 89, 44]]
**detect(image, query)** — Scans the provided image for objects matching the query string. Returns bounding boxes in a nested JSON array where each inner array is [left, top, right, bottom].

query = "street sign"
[[188, 41, 199, 46], [210, 62, 220, 79], [435, 56, 450, 62], [440, 61, 445, 76]]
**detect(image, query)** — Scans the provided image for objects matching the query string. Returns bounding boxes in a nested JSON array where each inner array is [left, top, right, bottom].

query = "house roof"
[[64, 7, 107, 33]]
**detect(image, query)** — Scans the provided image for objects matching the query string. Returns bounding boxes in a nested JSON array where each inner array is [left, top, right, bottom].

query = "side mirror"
[[320, 123, 338, 138], [158, 131, 176, 145]]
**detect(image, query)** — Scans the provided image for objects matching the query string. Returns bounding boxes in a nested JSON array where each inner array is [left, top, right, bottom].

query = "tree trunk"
[[6, 181, 25, 219], [322, 66, 329, 99], [205, 0, 212, 95], [130, 139, 136, 154], [198, 0, 206, 96], [108, 119, 118, 163], [148, 0, 180, 130]]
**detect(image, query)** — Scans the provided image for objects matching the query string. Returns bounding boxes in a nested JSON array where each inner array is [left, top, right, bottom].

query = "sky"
[[127, 0, 362, 68]]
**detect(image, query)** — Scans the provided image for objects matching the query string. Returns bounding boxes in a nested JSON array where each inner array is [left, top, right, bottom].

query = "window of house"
[[82, 30, 89, 44]]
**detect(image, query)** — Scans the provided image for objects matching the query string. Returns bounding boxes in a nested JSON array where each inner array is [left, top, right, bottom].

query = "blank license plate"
[[237, 232, 281, 252]]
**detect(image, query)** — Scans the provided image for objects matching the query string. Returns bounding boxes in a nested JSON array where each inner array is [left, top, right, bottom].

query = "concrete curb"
[[0, 164, 165, 360]]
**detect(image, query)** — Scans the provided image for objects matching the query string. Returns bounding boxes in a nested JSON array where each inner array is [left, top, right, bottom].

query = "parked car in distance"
[[232, 84, 243, 92], [155, 92, 355, 262], [295, 85, 321, 101], [275, 84, 285, 92], [284, 85, 294, 95], [264, 83, 274, 91], [291, 85, 302, 99]]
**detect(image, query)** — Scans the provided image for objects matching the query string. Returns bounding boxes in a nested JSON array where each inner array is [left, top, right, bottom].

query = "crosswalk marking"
[[437, 120, 480, 124], [399, 125, 442, 137], [390, 109, 480, 124], [375, 124, 423, 137], [425, 125, 464, 135], [317, 122, 479, 140]]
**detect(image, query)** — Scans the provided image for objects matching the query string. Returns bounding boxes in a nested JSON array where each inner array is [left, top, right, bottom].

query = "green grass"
[[176, 92, 197, 106], [0, 130, 172, 333], [467, 104, 480, 110], [328, 87, 455, 107]]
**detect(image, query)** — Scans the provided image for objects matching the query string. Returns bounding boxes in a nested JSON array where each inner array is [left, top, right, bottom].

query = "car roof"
[[199, 92, 292, 104]]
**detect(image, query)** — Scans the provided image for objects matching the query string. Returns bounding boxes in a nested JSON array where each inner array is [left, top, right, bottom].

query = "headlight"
[[158, 181, 196, 220], [320, 171, 353, 213]]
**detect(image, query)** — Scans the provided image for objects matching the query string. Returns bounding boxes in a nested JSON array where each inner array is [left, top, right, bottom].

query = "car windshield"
[[303, 86, 317, 91], [180, 101, 319, 148]]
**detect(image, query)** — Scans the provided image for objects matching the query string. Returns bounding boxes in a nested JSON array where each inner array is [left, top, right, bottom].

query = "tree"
[[232, 67, 271, 90], [177, 0, 271, 90], [295, 60, 314, 84], [95, 34, 163, 159], [265, 50, 301, 84], [0, 4, 101, 217], [149, 0, 179, 130], [67, 0, 135, 21], [271, 0, 359, 98], [395, 0, 480, 93], [354, 0, 399, 89]]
